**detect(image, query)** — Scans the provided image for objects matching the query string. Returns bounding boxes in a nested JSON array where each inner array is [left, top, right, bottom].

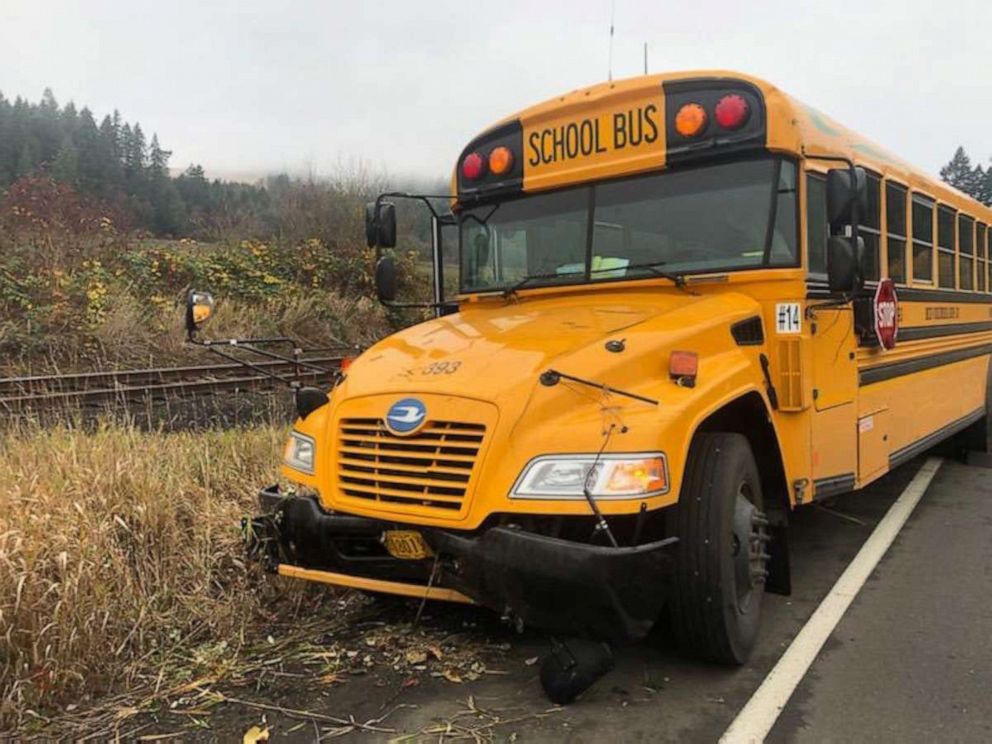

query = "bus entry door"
[[809, 307, 858, 489]]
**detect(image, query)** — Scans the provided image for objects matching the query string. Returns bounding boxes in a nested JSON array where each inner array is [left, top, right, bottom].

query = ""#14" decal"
[[776, 302, 801, 334]]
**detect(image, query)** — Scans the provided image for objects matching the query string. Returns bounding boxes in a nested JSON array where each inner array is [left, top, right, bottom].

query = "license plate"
[[383, 530, 433, 560]]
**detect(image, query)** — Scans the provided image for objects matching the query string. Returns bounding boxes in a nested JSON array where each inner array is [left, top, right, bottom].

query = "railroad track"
[[0, 356, 343, 408]]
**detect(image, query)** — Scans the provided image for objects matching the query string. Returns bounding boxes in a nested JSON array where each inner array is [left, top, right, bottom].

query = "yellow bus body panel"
[[285, 70, 992, 534]]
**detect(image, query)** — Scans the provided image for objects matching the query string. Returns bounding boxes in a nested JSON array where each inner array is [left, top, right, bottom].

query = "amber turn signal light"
[[675, 103, 707, 138], [489, 146, 514, 176], [669, 350, 698, 386], [603, 458, 668, 495]]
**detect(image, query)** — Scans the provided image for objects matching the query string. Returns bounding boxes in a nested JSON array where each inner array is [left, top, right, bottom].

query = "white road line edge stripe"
[[719, 456, 944, 744]]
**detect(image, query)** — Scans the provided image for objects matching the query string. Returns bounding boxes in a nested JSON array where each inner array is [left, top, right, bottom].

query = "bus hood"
[[298, 288, 768, 527], [338, 289, 763, 407]]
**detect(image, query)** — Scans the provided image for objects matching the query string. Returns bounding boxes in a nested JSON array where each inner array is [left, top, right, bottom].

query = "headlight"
[[283, 431, 315, 474], [510, 453, 668, 499]]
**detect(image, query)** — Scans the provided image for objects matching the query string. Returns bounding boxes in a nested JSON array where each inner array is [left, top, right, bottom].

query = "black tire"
[[670, 432, 768, 664]]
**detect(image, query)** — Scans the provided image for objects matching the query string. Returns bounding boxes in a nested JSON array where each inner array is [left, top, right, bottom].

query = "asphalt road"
[[130, 453, 992, 742], [768, 455, 992, 743]]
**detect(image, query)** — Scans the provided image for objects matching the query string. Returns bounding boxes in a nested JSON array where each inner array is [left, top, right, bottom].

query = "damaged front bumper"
[[247, 485, 677, 642]]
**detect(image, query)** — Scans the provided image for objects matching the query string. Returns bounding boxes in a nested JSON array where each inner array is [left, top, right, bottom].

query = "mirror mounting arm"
[[805, 295, 854, 317], [374, 191, 452, 219], [368, 191, 454, 254]]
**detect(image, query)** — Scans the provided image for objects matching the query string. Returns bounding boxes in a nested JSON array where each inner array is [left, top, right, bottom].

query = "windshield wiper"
[[501, 260, 694, 299], [540, 368, 659, 406], [606, 261, 695, 293], [501, 269, 585, 298]]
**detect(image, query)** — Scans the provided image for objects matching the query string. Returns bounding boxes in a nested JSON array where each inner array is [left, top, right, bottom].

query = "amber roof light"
[[488, 146, 514, 176], [675, 103, 708, 138]]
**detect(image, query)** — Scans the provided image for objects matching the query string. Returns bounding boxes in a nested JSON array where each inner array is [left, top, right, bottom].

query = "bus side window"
[[885, 181, 907, 284], [981, 223, 989, 293], [806, 173, 828, 276], [958, 214, 975, 290], [911, 194, 934, 283], [937, 205, 956, 289], [860, 172, 882, 282]]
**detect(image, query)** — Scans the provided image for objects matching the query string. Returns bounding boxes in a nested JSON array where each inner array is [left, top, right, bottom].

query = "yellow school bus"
[[217, 70, 992, 690]]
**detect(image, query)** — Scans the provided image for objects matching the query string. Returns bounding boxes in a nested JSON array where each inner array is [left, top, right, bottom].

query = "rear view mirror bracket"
[[365, 191, 460, 313], [365, 191, 456, 248], [182, 289, 356, 392]]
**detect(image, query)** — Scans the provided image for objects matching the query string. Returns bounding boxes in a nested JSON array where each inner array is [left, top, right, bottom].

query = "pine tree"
[[0, 92, 10, 183], [51, 138, 79, 185], [175, 164, 211, 216], [15, 140, 37, 178], [971, 163, 989, 204], [129, 124, 147, 171], [74, 107, 102, 192], [96, 114, 124, 196], [940, 147, 977, 194], [40, 87, 58, 112], [0, 88, 275, 236], [102, 112, 121, 160], [148, 134, 170, 179]]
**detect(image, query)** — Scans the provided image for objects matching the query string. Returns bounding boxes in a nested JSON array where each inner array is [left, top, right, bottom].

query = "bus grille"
[[336, 418, 486, 512]]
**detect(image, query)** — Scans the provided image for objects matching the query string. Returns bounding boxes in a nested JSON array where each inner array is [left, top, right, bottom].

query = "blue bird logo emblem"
[[385, 398, 427, 435]]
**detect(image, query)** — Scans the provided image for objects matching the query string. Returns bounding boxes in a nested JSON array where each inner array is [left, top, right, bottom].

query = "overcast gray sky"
[[2, 0, 990, 182]]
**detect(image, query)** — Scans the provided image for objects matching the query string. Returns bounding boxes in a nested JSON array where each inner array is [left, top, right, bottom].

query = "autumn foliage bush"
[[0, 172, 439, 733], [0, 176, 431, 373]]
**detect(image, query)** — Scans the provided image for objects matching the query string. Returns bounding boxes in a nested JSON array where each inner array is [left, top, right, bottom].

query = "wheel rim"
[[731, 482, 769, 614]]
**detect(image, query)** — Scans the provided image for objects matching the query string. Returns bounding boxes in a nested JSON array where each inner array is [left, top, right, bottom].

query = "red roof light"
[[462, 152, 486, 180], [714, 94, 750, 130]]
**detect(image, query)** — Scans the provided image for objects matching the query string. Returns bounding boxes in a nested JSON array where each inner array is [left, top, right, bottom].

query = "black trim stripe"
[[807, 284, 992, 305], [813, 473, 855, 500], [898, 321, 992, 342], [860, 344, 992, 386], [889, 408, 985, 470], [895, 287, 992, 305]]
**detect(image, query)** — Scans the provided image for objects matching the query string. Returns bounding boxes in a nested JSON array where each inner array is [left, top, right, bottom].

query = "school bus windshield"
[[459, 156, 798, 293]]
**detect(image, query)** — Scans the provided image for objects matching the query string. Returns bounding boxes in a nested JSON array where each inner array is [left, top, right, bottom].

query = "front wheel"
[[669, 432, 769, 664]]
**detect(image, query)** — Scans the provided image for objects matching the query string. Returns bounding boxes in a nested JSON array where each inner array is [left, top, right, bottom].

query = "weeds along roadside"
[[0, 176, 433, 376], [0, 173, 439, 731], [0, 415, 322, 731]]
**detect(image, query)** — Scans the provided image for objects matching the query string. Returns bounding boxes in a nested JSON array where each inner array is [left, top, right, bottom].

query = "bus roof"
[[455, 70, 991, 221]]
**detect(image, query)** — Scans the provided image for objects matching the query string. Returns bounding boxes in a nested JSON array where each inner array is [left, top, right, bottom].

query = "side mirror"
[[364, 201, 397, 248], [375, 255, 398, 303], [826, 167, 868, 227], [827, 235, 864, 294], [185, 290, 215, 337]]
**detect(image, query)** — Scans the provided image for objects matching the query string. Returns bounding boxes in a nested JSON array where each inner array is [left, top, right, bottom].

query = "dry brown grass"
[[3, 289, 391, 377], [0, 420, 291, 729]]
